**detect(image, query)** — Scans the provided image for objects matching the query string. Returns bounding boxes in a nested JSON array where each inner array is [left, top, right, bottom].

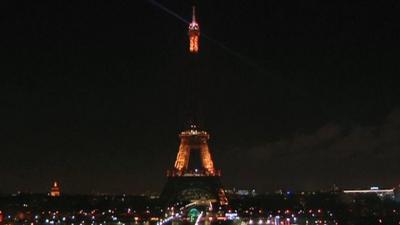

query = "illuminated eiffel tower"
[[160, 6, 228, 206]]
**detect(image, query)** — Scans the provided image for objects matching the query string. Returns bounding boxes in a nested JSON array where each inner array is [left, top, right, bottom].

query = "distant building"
[[395, 186, 400, 202], [343, 187, 395, 200], [50, 181, 61, 197]]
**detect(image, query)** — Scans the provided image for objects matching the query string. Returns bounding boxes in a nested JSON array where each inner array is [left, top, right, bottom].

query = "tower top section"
[[189, 6, 199, 31], [188, 6, 200, 53]]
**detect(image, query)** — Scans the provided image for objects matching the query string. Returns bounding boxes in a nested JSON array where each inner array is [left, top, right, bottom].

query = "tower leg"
[[200, 144, 215, 175], [174, 141, 190, 175]]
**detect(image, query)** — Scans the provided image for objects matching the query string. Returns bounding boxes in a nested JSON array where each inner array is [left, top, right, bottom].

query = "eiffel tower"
[[160, 6, 228, 206]]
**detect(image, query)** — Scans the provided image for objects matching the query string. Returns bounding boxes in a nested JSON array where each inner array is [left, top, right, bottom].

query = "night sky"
[[1, 0, 399, 194]]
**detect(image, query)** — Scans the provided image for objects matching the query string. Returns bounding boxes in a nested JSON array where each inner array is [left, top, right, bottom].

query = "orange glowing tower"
[[189, 6, 200, 53], [174, 125, 216, 176], [160, 5, 228, 206], [50, 181, 61, 197]]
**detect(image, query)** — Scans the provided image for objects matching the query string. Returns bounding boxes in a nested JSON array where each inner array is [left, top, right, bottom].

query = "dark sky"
[[1, 0, 399, 194]]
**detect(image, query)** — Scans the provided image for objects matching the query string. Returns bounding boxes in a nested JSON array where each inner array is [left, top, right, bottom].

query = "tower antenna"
[[192, 6, 196, 23]]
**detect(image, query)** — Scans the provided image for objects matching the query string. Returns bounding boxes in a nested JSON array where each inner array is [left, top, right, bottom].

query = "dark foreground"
[[0, 191, 399, 225]]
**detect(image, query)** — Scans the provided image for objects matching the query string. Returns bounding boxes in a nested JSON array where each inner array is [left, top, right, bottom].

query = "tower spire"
[[192, 6, 196, 23]]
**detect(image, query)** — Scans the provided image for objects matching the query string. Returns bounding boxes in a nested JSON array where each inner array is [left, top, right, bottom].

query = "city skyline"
[[1, 0, 399, 194]]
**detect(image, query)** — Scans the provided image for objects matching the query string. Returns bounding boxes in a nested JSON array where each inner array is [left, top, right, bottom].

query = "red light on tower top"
[[189, 6, 200, 53]]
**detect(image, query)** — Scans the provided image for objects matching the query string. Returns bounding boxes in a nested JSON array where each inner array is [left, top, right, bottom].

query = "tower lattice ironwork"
[[173, 125, 216, 176]]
